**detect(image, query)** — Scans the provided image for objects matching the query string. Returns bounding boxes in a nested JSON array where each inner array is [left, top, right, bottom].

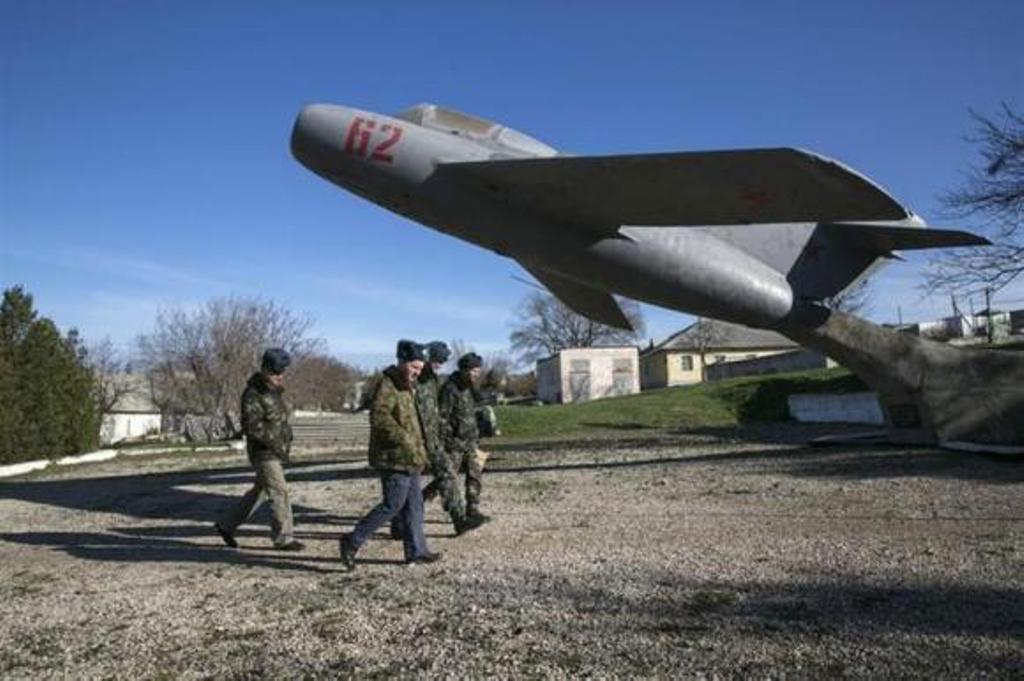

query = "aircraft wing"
[[519, 262, 634, 330], [436, 149, 910, 233]]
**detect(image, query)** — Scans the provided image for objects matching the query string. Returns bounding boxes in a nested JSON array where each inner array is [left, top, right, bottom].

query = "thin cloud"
[[312, 275, 511, 325], [2, 245, 235, 291]]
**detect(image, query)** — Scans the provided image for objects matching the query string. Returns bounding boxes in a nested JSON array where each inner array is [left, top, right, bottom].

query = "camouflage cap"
[[396, 339, 428, 364], [457, 352, 483, 370], [261, 347, 291, 374], [426, 341, 451, 364]]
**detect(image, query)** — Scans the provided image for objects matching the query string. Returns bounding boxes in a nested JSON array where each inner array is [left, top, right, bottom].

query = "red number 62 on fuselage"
[[343, 116, 403, 163]]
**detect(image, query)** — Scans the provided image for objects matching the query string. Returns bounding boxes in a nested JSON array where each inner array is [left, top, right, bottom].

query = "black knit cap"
[[396, 339, 428, 363], [426, 341, 451, 364], [261, 347, 291, 374], [457, 352, 483, 370]]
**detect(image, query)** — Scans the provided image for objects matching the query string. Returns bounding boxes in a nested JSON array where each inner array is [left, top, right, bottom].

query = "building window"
[[713, 354, 726, 364], [679, 355, 693, 371], [569, 359, 590, 372], [568, 359, 591, 402], [612, 357, 634, 395]]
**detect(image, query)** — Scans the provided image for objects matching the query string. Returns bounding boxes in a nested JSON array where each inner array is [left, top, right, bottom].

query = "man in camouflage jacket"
[[440, 352, 490, 523], [215, 348, 303, 551], [416, 342, 487, 536], [339, 340, 441, 570]]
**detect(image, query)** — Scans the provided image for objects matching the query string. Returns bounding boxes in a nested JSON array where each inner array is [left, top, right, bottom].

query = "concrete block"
[[788, 392, 884, 424]]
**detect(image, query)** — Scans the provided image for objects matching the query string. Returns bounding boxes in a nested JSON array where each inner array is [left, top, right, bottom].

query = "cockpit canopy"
[[394, 103, 559, 158]]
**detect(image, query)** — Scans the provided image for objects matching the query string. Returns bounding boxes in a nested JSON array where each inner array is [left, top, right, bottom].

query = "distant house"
[[536, 346, 640, 404], [916, 309, 1021, 344], [99, 374, 162, 445], [640, 320, 798, 389]]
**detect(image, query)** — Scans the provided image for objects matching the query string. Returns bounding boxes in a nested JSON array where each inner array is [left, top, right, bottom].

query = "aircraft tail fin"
[[786, 222, 989, 300]]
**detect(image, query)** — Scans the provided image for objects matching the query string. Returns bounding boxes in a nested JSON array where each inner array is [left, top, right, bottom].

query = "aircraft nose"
[[290, 104, 347, 171]]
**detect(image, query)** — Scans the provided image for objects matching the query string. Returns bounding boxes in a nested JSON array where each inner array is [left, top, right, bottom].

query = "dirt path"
[[1, 431, 1021, 678]]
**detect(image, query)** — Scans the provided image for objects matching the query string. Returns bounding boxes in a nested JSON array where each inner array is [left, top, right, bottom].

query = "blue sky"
[[2, 1, 1022, 369]]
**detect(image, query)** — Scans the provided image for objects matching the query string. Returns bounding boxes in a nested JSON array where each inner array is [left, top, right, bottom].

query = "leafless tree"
[[86, 337, 134, 415], [480, 351, 513, 395], [690, 318, 726, 382], [447, 338, 471, 368], [924, 103, 1024, 296], [823, 278, 873, 316], [136, 297, 319, 441], [508, 291, 645, 363], [288, 353, 362, 412]]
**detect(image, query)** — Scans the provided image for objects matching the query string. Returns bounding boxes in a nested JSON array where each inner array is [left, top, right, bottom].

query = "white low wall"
[[0, 442, 240, 479], [788, 392, 885, 425], [56, 449, 119, 466], [0, 459, 51, 478]]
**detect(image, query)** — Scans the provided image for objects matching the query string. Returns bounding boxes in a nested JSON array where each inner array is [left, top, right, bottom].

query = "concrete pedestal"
[[780, 308, 1024, 448]]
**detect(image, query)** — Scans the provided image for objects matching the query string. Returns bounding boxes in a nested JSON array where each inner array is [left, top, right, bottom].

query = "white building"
[[536, 346, 640, 404], [100, 375, 162, 445]]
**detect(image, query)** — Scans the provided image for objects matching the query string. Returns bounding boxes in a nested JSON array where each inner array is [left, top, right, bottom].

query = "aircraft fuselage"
[[291, 104, 802, 327]]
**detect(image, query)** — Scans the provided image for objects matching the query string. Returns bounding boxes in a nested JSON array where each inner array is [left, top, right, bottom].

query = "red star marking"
[[739, 189, 775, 209]]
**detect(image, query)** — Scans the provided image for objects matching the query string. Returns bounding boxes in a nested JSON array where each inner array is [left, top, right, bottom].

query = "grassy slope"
[[494, 367, 866, 440]]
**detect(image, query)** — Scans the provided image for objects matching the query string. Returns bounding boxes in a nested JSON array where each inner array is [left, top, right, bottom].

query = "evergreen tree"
[[0, 286, 101, 463]]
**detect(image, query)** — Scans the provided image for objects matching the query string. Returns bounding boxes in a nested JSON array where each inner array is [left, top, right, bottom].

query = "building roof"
[[536, 345, 640, 364], [645, 319, 797, 354]]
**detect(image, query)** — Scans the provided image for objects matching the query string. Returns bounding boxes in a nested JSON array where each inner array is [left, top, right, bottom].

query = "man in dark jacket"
[[339, 340, 441, 570], [440, 352, 490, 524], [214, 348, 303, 551]]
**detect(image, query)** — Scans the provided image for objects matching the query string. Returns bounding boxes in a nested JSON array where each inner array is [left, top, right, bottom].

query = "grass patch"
[[494, 368, 865, 440]]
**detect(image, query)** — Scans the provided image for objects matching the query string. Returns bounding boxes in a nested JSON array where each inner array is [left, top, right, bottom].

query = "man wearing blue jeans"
[[340, 340, 441, 570]]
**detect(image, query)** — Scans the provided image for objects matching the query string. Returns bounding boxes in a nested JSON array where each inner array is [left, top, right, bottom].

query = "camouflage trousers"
[[458, 448, 484, 514], [218, 456, 294, 546], [421, 448, 466, 521]]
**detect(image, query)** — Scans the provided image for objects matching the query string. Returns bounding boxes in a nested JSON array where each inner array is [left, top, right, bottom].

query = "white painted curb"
[[1, 441, 240, 479], [0, 459, 51, 479], [120, 443, 240, 457], [56, 449, 119, 466]]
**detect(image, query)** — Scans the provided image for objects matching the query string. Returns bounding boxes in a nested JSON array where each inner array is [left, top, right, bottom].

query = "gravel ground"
[[0, 426, 1021, 679]]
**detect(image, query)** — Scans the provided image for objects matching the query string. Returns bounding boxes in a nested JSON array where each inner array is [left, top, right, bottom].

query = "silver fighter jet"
[[291, 103, 1024, 448], [290, 103, 985, 332]]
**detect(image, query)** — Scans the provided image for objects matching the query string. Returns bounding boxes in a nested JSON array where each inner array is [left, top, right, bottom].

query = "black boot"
[[214, 523, 238, 548], [454, 513, 486, 536], [339, 533, 358, 571]]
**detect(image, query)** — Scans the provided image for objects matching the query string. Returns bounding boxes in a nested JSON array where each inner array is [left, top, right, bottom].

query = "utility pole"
[[985, 287, 994, 343]]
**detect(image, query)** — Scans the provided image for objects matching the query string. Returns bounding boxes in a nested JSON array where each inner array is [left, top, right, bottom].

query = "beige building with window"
[[640, 320, 797, 389], [536, 346, 640, 404]]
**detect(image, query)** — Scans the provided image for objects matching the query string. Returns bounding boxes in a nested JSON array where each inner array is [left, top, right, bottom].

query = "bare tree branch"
[[136, 297, 320, 441], [86, 337, 133, 415], [509, 291, 645, 363], [925, 103, 1024, 297], [823, 278, 874, 316]]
